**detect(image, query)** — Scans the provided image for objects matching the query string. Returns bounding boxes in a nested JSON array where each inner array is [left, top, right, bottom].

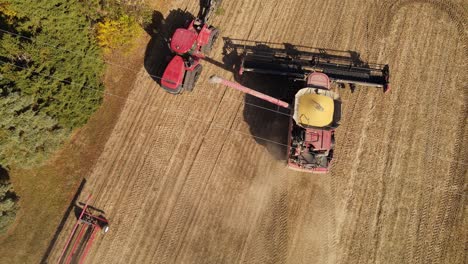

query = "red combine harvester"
[[210, 40, 390, 173], [57, 195, 109, 264], [161, 0, 221, 93]]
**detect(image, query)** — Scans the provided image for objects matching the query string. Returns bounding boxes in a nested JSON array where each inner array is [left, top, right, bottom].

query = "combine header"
[[57, 195, 109, 264], [211, 39, 390, 173], [225, 39, 390, 92], [161, 0, 222, 93]]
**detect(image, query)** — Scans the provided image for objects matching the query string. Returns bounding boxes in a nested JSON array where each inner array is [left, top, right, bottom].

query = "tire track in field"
[[98, 112, 191, 262], [336, 2, 467, 263], [376, 0, 467, 54], [174, 134, 272, 263], [168, 101, 243, 264], [91, 82, 178, 210], [96, 87, 226, 261], [134, 74, 241, 262], [365, 8, 426, 262], [85, 89, 191, 263], [123, 127, 208, 263]]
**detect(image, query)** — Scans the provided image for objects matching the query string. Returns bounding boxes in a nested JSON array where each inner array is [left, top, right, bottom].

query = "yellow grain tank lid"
[[293, 88, 338, 127]]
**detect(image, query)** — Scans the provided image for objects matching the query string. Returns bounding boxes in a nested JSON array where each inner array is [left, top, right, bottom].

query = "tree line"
[[0, 0, 150, 233], [0, 0, 106, 169]]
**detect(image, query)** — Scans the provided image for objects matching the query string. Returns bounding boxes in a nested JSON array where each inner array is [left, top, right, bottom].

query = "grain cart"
[[161, 0, 222, 93], [210, 40, 390, 173]]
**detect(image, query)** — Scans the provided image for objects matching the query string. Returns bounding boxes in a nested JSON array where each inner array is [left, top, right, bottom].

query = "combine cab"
[[161, 0, 221, 94], [211, 40, 390, 173]]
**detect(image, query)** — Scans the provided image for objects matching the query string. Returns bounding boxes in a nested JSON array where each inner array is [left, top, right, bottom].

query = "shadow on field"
[[40, 179, 86, 264], [144, 9, 195, 84], [214, 38, 296, 161], [238, 74, 292, 160]]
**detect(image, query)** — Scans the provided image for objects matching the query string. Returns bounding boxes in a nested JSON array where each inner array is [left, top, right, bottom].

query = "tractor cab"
[[170, 28, 198, 56], [169, 19, 214, 58]]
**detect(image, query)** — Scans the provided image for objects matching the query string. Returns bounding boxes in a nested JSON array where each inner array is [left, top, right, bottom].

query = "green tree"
[[0, 92, 67, 167], [0, 166, 17, 233], [0, 0, 105, 167]]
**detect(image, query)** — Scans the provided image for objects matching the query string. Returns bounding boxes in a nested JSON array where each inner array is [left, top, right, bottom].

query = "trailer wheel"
[[183, 65, 203, 92], [102, 225, 109, 233], [202, 28, 219, 55]]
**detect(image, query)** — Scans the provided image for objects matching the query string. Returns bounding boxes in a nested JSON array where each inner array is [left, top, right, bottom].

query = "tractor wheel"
[[202, 28, 219, 55], [183, 65, 203, 92]]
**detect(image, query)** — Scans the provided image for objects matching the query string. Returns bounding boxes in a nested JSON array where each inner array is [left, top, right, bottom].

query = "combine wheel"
[[183, 65, 203, 92], [202, 28, 219, 55]]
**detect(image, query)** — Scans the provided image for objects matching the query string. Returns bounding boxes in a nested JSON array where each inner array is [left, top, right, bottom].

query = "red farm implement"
[[56, 195, 109, 264], [161, 0, 222, 93]]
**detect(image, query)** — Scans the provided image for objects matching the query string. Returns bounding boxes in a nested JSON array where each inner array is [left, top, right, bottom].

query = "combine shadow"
[[144, 9, 195, 84], [239, 74, 293, 160], [216, 39, 304, 161]]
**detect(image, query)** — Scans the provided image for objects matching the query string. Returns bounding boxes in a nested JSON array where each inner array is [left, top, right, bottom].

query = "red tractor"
[[210, 40, 390, 173], [161, 0, 221, 94]]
